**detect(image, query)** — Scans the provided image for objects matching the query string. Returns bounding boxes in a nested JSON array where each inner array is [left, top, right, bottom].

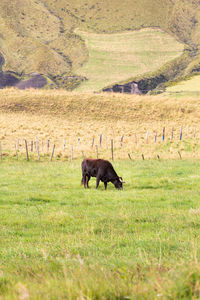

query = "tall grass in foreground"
[[0, 159, 200, 299]]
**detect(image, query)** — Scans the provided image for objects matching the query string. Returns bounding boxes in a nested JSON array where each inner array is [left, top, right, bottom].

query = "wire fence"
[[1, 125, 200, 162]]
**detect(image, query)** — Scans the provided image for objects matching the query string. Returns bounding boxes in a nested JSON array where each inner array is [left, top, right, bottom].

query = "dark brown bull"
[[81, 158, 124, 190]]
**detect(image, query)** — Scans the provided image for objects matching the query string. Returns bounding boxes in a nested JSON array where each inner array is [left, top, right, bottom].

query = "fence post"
[[178, 151, 182, 160], [17, 138, 19, 150], [180, 126, 183, 140], [145, 131, 149, 144], [155, 132, 157, 143], [81, 151, 85, 159], [120, 135, 124, 147], [63, 139, 66, 152], [111, 139, 114, 161], [24, 139, 29, 161], [91, 137, 94, 148], [77, 138, 80, 149], [128, 153, 132, 160], [194, 127, 196, 138], [162, 127, 165, 142], [100, 134, 102, 148], [50, 144, 55, 161], [31, 141, 33, 152], [36, 137, 40, 161], [135, 133, 137, 145], [47, 140, 50, 153]]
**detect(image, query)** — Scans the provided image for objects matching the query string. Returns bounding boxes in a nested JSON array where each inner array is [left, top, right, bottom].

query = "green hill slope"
[[0, 0, 200, 91]]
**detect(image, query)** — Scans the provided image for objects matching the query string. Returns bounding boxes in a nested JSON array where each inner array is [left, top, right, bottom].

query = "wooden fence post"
[[50, 144, 55, 161], [24, 139, 29, 161], [145, 131, 149, 144], [128, 153, 133, 160], [155, 132, 157, 143], [47, 140, 50, 153], [17, 138, 19, 150], [100, 134, 102, 148], [135, 133, 137, 145], [120, 135, 124, 147], [91, 137, 94, 148], [81, 151, 85, 159], [35, 137, 40, 161], [77, 138, 80, 149], [111, 139, 114, 161], [31, 141, 33, 152], [162, 127, 165, 142], [63, 139, 66, 152], [180, 126, 183, 140], [171, 127, 174, 140]]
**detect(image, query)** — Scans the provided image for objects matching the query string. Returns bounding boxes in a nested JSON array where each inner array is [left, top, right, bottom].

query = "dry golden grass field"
[[1, 88, 200, 161]]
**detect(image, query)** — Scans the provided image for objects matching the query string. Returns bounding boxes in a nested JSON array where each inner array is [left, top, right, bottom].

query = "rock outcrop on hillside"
[[0, 52, 48, 89], [103, 75, 167, 94]]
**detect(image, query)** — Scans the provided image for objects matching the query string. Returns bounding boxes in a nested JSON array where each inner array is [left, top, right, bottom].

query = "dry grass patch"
[[1, 89, 200, 160]]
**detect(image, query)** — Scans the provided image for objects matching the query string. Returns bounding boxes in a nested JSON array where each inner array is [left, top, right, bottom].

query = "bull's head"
[[113, 177, 125, 189]]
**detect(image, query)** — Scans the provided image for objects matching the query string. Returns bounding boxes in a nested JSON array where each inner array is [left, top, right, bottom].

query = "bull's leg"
[[83, 174, 87, 188], [104, 182, 107, 190], [86, 176, 90, 188], [96, 177, 100, 189]]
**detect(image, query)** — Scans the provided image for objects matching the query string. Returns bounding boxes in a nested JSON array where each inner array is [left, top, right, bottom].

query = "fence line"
[[0, 125, 199, 162]]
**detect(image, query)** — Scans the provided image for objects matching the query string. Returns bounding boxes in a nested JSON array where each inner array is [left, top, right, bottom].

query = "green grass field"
[[165, 75, 200, 97], [1, 158, 200, 299], [75, 29, 183, 92]]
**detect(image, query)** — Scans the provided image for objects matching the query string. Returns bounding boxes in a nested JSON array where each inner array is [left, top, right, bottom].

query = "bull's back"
[[81, 158, 116, 176]]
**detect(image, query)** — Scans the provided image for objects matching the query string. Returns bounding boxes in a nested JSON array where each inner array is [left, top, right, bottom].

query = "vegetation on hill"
[[0, 0, 200, 90]]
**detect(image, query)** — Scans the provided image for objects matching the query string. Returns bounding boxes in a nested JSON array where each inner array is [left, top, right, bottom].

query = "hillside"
[[0, 0, 200, 91], [75, 29, 183, 92]]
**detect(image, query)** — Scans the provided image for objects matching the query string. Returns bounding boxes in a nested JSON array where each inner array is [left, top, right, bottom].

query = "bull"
[[81, 158, 124, 190]]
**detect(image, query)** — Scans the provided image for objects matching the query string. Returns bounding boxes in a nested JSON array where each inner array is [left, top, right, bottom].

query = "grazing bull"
[[81, 158, 124, 190]]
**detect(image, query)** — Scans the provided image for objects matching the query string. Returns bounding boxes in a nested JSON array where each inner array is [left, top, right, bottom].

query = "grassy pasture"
[[75, 29, 183, 92], [165, 75, 200, 97], [1, 159, 200, 299]]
